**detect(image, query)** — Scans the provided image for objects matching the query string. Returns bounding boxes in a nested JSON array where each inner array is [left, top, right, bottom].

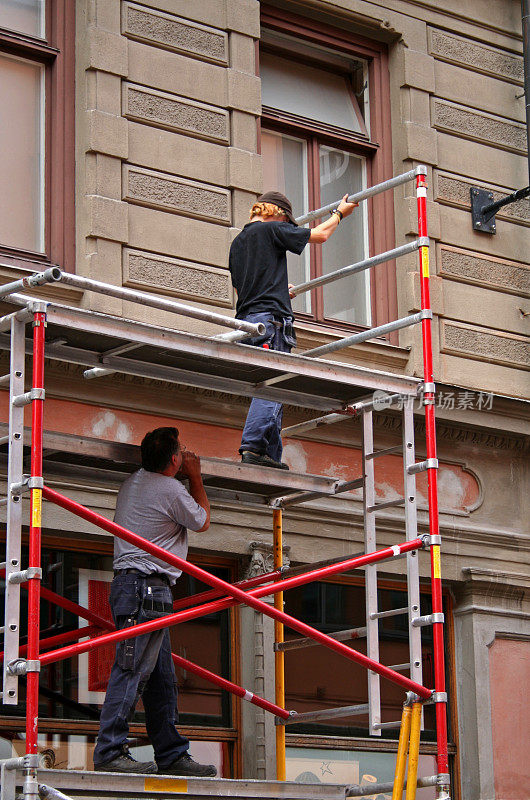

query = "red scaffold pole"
[[39, 485, 431, 699], [25, 306, 46, 798], [0, 626, 98, 662], [0, 571, 290, 719], [171, 568, 283, 612], [416, 171, 449, 793], [169, 651, 290, 719]]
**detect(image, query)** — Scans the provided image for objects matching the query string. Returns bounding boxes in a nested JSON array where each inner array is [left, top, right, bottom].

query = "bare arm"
[[309, 195, 358, 243], [181, 451, 210, 532]]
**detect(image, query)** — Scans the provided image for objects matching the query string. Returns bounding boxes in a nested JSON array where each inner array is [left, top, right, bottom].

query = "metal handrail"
[[304, 310, 432, 359], [0, 269, 265, 337], [290, 237, 428, 297], [295, 165, 427, 224]]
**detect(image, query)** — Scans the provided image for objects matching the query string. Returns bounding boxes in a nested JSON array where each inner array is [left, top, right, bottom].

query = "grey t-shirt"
[[113, 468, 207, 584]]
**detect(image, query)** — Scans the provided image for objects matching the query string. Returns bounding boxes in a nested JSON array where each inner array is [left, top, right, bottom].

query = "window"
[[260, 7, 397, 333], [283, 581, 443, 736], [282, 578, 458, 798], [0, 0, 75, 271], [0, 543, 238, 776]]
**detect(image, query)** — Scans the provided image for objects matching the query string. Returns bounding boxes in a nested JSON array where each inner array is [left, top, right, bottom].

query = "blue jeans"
[[239, 312, 295, 462], [93, 573, 189, 768]]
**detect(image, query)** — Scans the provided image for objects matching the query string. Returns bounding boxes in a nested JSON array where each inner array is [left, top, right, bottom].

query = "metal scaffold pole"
[[24, 302, 47, 800], [416, 173, 450, 798], [273, 509, 286, 780]]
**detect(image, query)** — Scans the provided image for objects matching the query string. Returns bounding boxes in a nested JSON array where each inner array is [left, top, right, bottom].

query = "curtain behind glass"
[[320, 146, 370, 325], [261, 52, 366, 136], [261, 130, 311, 314], [0, 0, 45, 38], [0, 53, 45, 253]]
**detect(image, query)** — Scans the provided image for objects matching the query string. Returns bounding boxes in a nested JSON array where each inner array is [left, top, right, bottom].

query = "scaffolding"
[[0, 166, 449, 800]]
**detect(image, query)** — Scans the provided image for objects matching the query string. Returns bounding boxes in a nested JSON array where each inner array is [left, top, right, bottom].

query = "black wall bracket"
[[471, 185, 530, 234]]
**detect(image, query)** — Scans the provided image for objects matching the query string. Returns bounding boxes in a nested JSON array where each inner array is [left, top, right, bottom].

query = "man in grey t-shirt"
[[93, 427, 216, 777]]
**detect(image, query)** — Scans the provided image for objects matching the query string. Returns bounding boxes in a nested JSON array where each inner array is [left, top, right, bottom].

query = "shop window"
[[0, 545, 236, 773], [283, 580, 450, 738], [0, 731, 228, 777], [286, 746, 437, 798]]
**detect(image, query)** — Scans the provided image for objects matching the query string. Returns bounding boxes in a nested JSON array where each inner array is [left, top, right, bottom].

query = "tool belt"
[[141, 597, 173, 613], [114, 568, 171, 586]]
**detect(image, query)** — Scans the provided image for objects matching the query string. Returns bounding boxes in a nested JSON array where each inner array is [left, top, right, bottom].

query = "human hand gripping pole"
[[308, 194, 359, 243]]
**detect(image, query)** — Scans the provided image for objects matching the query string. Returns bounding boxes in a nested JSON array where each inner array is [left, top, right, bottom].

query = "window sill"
[[293, 320, 411, 374], [0, 261, 84, 306]]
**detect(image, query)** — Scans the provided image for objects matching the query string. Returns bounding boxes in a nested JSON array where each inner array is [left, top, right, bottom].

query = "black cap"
[[257, 191, 297, 225]]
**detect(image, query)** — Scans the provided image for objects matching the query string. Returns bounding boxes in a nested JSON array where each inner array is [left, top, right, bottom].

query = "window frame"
[[0, 0, 75, 273], [259, 5, 398, 339]]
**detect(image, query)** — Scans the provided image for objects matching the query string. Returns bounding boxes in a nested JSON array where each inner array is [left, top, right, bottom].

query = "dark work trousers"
[[239, 312, 296, 462], [93, 572, 189, 767]]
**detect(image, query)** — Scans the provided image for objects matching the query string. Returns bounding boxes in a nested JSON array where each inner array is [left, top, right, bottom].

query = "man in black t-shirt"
[[229, 190, 357, 469]]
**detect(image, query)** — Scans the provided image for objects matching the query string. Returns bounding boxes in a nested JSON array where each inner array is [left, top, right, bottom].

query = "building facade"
[[0, 1, 528, 799]]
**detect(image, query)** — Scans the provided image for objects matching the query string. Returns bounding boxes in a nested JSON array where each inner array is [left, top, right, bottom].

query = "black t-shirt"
[[229, 220, 311, 319]]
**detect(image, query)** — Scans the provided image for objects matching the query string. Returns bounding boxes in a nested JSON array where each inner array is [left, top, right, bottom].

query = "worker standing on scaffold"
[[229, 190, 358, 469], [93, 427, 217, 777]]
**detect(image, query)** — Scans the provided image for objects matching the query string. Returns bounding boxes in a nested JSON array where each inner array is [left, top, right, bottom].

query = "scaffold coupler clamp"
[[404, 691, 420, 706], [10, 474, 30, 495], [7, 658, 41, 676], [1, 754, 39, 770], [428, 691, 447, 705], [420, 381, 436, 405], [420, 533, 441, 548], [275, 710, 297, 726], [436, 772, 451, 799], [29, 298, 49, 320], [8, 566, 42, 584]]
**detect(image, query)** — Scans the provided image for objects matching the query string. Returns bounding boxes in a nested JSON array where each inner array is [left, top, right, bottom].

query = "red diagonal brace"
[[0, 568, 289, 718], [40, 486, 431, 699], [0, 626, 99, 662]]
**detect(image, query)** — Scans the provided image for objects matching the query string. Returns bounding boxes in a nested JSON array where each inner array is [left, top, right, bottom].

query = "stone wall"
[[74, 0, 528, 392], [378, 0, 528, 396], [76, 0, 261, 331]]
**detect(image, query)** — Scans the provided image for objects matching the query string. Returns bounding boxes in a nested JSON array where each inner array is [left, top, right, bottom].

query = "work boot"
[[158, 752, 217, 777], [94, 745, 157, 774], [241, 451, 289, 470]]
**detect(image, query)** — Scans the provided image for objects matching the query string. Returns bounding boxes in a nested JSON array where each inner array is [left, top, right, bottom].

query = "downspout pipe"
[[523, 0, 530, 186]]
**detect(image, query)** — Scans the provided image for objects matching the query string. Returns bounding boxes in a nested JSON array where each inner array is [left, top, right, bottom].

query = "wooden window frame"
[[260, 5, 398, 339], [0, 0, 75, 273]]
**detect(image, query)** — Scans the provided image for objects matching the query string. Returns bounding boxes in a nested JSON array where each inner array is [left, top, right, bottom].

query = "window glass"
[[0, 0, 45, 39], [261, 129, 310, 314], [0, 732, 228, 776], [261, 52, 366, 135], [1, 549, 233, 729], [286, 746, 437, 798], [283, 582, 437, 736], [320, 146, 370, 325], [0, 52, 45, 252]]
